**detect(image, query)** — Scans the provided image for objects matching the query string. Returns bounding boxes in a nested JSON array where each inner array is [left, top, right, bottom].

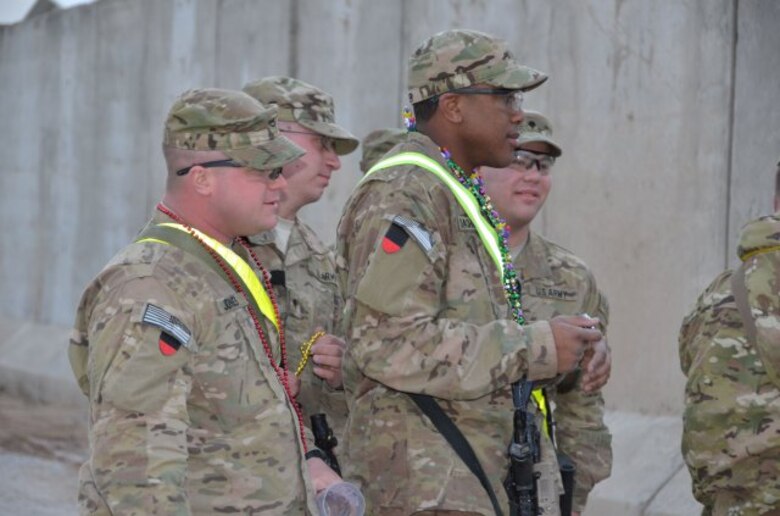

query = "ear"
[[437, 93, 464, 124], [190, 166, 214, 196]]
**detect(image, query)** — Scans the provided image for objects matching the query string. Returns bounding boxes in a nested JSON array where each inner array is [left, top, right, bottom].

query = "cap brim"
[[298, 120, 360, 155], [488, 64, 548, 93], [224, 134, 305, 170], [517, 134, 562, 157]]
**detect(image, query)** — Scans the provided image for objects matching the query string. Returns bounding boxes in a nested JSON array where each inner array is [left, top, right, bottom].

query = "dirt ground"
[[0, 392, 87, 515]]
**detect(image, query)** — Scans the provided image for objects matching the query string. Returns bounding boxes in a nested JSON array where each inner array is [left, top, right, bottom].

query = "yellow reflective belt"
[[532, 388, 550, 437], [138, 223, 279, 331], [364, 152, 504, 279]]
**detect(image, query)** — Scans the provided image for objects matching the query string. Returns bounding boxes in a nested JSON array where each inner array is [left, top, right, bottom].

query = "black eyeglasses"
[[514, 149, 556, 175], [281, 129, 337, 153], [434, 87, 524, 111], [176, 159, 283, 180]]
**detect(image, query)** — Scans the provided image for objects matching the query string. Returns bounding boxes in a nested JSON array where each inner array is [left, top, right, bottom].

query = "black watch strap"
[[305, 449, 328, 461]]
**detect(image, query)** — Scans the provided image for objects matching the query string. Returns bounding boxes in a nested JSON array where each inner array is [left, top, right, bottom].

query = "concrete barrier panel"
[[520, 1, 735, 416], [727, 0, 780, 262], [295, 0, 404, 242]]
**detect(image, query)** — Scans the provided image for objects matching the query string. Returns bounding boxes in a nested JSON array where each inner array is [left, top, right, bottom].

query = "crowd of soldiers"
[[67, 27, 778, 516]]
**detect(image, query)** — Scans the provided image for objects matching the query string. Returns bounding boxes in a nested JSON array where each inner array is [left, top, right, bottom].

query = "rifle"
[[504, 381, 540, 516], [310, 413, 341, 476]]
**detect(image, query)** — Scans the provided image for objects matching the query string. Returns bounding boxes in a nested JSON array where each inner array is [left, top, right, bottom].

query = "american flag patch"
[[142, 304, 192, 349]]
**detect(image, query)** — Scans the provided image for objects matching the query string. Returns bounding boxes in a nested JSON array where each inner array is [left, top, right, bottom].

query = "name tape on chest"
[[532, 286, 578, 300]]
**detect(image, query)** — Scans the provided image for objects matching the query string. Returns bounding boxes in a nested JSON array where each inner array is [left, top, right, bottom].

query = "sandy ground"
[[0, 392, 87, 515]]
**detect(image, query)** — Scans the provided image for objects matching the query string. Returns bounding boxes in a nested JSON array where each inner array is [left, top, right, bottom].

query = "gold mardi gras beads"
[[295, 330, 326, 377]]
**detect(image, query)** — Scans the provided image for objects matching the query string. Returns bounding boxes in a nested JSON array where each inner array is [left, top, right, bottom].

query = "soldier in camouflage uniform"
[[679, 161, 780, 515], [359, 128, 407, 174], [481, 111, 613, 515], [241, 76, 358, 442], [337, 29, 603, 515], [69, 88, 341, 514]]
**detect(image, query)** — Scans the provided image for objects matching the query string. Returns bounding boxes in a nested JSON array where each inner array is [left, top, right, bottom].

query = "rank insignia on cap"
[[382, 222, 409, 254], [142, 303, 192, 354]]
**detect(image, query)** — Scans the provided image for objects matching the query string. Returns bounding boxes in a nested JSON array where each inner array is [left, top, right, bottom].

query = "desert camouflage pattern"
[[516, 231, 613, 512], [517, 111, 562, 158], [69, 210, 317, 515], [243, 76, 359, 155], [336, 131, 561, 515], [247, 218, 349, 439], [359, 128, 407, 174], [679, 213, 780, 515], [163, 87, 304, 169], [407, 29, 547, 103]]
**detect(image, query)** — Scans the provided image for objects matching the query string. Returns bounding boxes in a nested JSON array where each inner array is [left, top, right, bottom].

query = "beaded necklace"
[[438, 148, 526, 325], [156, 203, 308, 451]]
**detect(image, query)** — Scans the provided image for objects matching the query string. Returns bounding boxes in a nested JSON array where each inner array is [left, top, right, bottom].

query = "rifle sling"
[[731, 264, 758, 348], [408, 393, 504, 516]]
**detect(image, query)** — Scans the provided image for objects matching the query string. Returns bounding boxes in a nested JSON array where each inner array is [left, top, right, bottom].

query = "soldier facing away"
[[679, 160, 780, 515], [69, 88, 340, 514], [336, 29, 603, 515], [481, 111, 613, 515], [242, 76, 358, 443]]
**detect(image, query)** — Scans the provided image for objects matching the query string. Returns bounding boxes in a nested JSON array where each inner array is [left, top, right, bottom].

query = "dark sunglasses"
[[176, 159, 283, 180]]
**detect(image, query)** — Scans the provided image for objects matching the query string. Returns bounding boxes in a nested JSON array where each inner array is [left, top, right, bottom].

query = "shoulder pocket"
[[355, 218, 433, 316]]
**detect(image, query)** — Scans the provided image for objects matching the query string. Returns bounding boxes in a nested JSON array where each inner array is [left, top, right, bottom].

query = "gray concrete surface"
[[0, 452, 80, 516]]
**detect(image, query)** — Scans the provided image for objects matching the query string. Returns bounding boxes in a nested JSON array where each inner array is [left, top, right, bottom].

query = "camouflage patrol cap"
[[359, 128, 407, 174], [517, 110, 562, 157], [408, 29, 548, 103], [242, 76, 359, 156], [163, 88, 304, 169]]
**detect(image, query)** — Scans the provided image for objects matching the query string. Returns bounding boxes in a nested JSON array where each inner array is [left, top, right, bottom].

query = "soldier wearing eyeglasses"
[[336, 29, 603, 515], [242, 77, 358, 444], [481, 111, 614, 515], [69, 88, 342, 514]]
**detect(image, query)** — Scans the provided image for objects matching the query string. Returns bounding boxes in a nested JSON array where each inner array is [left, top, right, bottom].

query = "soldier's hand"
[[580, 337, 611, 393], [311, 333, 345, 389], [549, 315, 602, 374], [307, 456, 342, 493]]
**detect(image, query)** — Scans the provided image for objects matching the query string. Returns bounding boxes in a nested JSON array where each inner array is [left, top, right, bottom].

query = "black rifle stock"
[[504, 383, 539, 516]]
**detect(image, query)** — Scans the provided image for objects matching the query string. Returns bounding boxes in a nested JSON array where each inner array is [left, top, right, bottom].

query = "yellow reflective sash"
[[366, 153, 553, 437], [364, 152, 504, 279], [137, 223, 278, 330], [532, 388, 550, 436]]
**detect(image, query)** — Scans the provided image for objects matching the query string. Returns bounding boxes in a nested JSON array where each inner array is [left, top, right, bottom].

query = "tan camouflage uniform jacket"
[[247, 218, 349, 438], [336, 131, 561, 515], [679, 213, 780, 515], [516, 231, 613, 512], [69, 211, 317, 515]]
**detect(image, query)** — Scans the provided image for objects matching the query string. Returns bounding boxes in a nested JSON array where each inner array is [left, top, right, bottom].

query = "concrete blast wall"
[[1, 0, 779, 420]]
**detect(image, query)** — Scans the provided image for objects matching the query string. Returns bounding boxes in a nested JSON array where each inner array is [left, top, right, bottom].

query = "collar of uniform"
[[246, 228, 277, 247], [285, 217, 330, 267], [516, 231, 553, 281]]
